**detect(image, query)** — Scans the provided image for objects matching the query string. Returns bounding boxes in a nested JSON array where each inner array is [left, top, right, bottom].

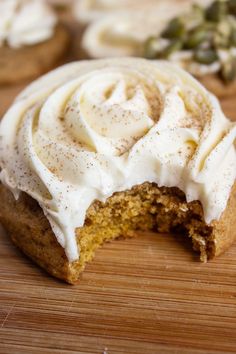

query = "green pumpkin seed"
[[213, 21, 232, 48], [162, 40, 183, 58], [213, 33, 230, 48], [205, 1, 227, 22], [192, 4, 205, 19], [184, 28, 209, 49], [220, 57, 236, 82], [143, 37, 159, 59], [193, 49, 219, 64], [162, 18, 185, 39], [218, 20, 232, 37], [182, 4, 205, 30]]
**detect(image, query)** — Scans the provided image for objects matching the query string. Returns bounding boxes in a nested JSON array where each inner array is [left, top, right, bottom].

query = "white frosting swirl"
[[0, 58, 235, 262], [0, 0, 57, 48], [82, 12, 169, 58]]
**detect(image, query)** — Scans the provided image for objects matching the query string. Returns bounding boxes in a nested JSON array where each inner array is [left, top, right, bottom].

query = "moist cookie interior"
[[77, 182, 214, 275], [1, 181, 217, 283]]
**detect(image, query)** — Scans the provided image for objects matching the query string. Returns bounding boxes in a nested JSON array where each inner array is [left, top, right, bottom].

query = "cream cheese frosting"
[[82, 12, 169, 58], [0, 58, 235, 262], [0, 0, 57, 48]]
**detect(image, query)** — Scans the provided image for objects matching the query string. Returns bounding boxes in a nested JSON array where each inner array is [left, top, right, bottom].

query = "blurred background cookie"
[[142, 0, 236, 98], [79, 0, 236, 97], [0, 0, 71, 86], [81, 12, 174, 59], [76, 0, 196, 59]]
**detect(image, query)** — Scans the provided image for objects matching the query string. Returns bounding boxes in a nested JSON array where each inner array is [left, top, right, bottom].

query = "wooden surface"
[[1, 11, 236, 354]]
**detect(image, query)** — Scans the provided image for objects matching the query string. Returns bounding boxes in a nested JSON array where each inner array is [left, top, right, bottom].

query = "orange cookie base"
[[0, 182, 235, 284], [0, 24, 70, 86]]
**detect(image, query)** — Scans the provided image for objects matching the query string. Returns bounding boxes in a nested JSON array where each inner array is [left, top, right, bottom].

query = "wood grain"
[[1, 11, 236, 353], [1, 225, 236, 354]]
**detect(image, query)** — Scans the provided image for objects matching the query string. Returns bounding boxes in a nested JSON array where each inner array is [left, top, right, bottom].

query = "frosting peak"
[[0, 0, 57, 48], [0, 58, 235, 262]]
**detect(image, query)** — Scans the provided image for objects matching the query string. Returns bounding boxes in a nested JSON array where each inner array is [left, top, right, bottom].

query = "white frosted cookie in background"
[[81, 0, 236, 97], [79, 0, 195, 59], [0, 0, 70, 85], [0, 0, 57, 48], [75, 0, 214, 60], [80, 0, 215, 59], [81, 11, 172, 59]]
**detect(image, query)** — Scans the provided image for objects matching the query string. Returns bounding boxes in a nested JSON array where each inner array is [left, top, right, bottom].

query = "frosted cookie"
[[0, 0, 70, 85], [80, 2, 207, 59], [76, 0, 192, 59], [0, 58, 235, 283], [81, 12, 169, 58]]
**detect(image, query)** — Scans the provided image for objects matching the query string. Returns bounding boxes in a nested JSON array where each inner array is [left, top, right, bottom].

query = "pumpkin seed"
[[182, 4, 205, 30], [193, 49, 219, 64], [213, 33, 230, 48], [162, 40, 183, 58], [143, 37, 161, 59], [218, 20, 232, 37], [213, 21, 232, 48], [192, 4, 205, 19], [205, 1, 227, 22], [162, 18, 185, 39], [184, 28, 209, 49]]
